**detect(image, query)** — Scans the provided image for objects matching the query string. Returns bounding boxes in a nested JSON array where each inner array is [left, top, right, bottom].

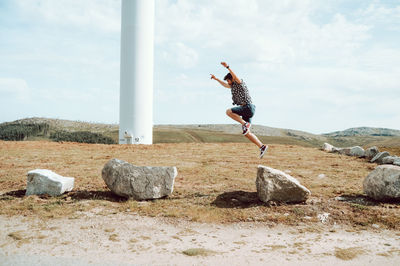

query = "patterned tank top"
[[230, 80, 253, 105]]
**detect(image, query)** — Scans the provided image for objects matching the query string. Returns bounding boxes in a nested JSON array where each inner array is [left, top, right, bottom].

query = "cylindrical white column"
[[119, 0, 154, 144]]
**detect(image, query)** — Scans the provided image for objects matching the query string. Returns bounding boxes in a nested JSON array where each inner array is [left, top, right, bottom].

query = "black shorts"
[[231, 104, 255, 123]]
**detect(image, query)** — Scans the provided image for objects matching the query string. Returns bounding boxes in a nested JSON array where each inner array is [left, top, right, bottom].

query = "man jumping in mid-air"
[[211, 62, 268, 158]]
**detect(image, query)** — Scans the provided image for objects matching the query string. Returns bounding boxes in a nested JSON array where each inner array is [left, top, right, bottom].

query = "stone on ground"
[[365, 146, 379, 159], [349, 146, 365, 157], [334, 148, 351, 156], [26, 169, 74, 196], [256, 165, 311, 203], [370, 151, 390, 164], [363, 165, 400, 201], [102, 158, 177, 200], [322, 143, 335, 152], [382, 156, 399, 165]]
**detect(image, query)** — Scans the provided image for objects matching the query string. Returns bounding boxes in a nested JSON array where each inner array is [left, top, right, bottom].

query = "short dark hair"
[[223, 73, 232, 81]]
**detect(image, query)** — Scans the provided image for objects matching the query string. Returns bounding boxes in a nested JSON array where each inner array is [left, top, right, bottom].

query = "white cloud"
[[0, 78, 31, 101], [15, 0, 120, 33], [162, 42, 199, 69], [356, 2, 400, 30]]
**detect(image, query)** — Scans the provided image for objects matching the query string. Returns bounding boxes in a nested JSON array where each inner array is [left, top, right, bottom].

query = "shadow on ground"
[[211, 190, 266, 209], [0, 189, 127, 202], [337, 194, 400, 206]]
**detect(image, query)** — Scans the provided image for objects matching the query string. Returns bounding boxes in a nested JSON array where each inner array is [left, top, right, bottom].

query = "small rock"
[[102, 158, 177, 200], [256, 165, 311, 203], [26, 169, 74, 196], [337, 148, 352, 156], [318, 174, 326, 179], [335, 196, 346, 201], [370, 151, 390, 164], [317, 213, 330, 224], [365, 146, 379, 159], [382, 156, 399, 165], [322, 143, 335, 152], [349, 146, 365, 157], [363, 165, 400, 201], [372, 224, 380, 229]]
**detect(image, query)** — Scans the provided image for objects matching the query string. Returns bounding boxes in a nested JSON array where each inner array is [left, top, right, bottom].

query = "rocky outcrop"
[[370, 151, 390, 164], [363, 165, 400, 201], [256, 165, 310, 203], [26, 169, 74, 196], [101, 159, 177, 200]]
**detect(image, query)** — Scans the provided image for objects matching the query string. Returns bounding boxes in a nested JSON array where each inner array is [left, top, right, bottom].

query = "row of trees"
[[0, 123, 116, 144], [50, 131, 116, 144], [0, 123, 49, 141]]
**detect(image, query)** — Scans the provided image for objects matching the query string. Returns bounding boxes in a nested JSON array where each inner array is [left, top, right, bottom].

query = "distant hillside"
[[1, 118, 399, 148], [324, 127, 400, 137]]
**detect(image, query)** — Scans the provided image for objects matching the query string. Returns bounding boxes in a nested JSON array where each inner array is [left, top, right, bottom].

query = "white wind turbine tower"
[[119, 0, 154, 144]]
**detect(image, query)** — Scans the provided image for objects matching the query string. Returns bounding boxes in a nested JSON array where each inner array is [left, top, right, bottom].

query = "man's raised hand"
[[210, 74, 216, 80], [221, 62, 228, 68]]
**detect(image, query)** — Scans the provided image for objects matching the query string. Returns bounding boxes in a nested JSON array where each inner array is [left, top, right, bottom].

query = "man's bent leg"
[[226, 109, 246, 125], [245, 131, 263, 148]]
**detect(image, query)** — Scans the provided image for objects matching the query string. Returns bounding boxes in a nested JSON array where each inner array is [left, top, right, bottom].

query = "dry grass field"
[[1, 140, 399, 230]]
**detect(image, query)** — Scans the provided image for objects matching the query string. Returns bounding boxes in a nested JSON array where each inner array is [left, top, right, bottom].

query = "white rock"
[[102, 158, 177, 200], [317, 213, 330, 224], [26, 169, 74, 196], [363, 165, 400, 201], [318, 174, 326, 179], [256, 165, 311, 203], [322, 143, 335, 152]]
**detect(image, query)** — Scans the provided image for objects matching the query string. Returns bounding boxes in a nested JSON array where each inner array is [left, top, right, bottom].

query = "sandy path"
[[1, 210, 400, 265]]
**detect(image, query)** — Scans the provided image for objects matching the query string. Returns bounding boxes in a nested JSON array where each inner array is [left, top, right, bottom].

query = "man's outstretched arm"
[[221, 62, 241, 83], [210, 74, 230, 88]]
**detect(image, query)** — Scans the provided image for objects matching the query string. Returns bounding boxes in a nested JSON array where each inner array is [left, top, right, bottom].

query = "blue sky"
[[0, 0, 399, 134]]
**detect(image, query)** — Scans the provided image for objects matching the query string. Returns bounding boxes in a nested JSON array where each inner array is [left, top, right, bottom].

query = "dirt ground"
[[1, 141, 400, 264], [1, 211, 400, 265]]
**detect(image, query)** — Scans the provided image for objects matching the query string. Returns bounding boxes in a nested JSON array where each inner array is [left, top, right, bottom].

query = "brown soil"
[[0, 141, 399, 229]]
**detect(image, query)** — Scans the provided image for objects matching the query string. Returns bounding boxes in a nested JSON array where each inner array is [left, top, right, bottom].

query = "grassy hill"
[[1, 118, 399, 152]]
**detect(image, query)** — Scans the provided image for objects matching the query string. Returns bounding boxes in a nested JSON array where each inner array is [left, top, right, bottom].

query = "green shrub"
[[0, 123, 49, 141], [50, 130, 116, 144]]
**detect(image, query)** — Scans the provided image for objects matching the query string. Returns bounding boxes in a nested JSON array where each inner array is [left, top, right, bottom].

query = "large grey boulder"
[[256, 165, 311, 203], [102, 159, 177, 200], [370, 151, 390, 164], [363, 165, 400, 201], [26, 169, 74, 196], [322, 143, 335, 152], [365, 146, 379, 159], [349, 146, 365, 157]]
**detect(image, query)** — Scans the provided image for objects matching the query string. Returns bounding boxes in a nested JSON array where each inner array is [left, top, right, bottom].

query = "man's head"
[[224, 73, 233, 85]]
